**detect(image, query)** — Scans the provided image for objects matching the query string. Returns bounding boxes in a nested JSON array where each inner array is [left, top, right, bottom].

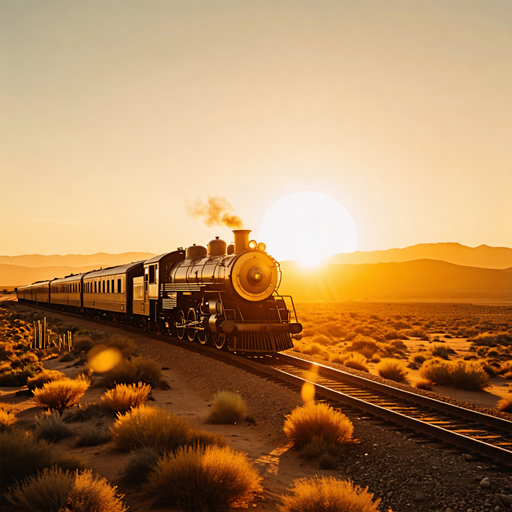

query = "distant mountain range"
[[325, 243, 512, 269], [280, 259, 512, 302]]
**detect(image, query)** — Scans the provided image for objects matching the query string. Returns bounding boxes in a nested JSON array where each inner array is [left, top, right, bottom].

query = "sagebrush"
[[101, 382, 151, 414], [207, 391, 247, 424]]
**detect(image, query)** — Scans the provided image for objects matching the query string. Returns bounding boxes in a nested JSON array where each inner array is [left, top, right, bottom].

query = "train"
[[16, 229, 302, 354]]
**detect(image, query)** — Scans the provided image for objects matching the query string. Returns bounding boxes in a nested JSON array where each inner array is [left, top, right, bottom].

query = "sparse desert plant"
[[105, 334, 138, 358], [76, 424, 111, 447], [187, 428, 227, 448], [278, 476, 380, 512], [300, 435, 344, 461], [144, 445, 262, 512], [121, 447, 161, 486], [101, 356, 162, 388], [311, 334, 333, 346], [0, 342, 15, 361], [299, 342, 329, 358], [207, 390, 247, 424], [64, 402, 103, 423], [420, 358, 490, 391], [0, 361, 11, 373], [110, 405, 189, 452], [497, 396, 512, 413], [376, 358, 408, 382], [0, 363, 39, 386], [101, 382, 151, 414], [318, 453, 339, 470], [59, 351, 76, 362], [0, 429, 56, 494], [414, 378, 434, 391], [34, 412, 72, 442], [411, 352, 427, 364], [33, 376, 89, 415], [27, 369, 66, 390], [343, 353, 369, 372], [283, 402, 354, 448], [5, 467, 127, 512], [431, 344, 453, 359]]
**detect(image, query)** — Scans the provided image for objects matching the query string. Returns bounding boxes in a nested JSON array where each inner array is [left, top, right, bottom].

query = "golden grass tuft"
[[144, 445, 262, 511], [207, 390, 247, 424], [27, 369, 66, 391], [110, 405, 189, 452], [376, 358, 408, 382], [5, 467, 127, 512], [420, 358, 490, 391], [299, 342, 329, 358], [101, 382, 151, 414], [497, 396, 512, 413], [283, 402, 354, 448], [0, 406, 17, 430], [278, 476, 380, 512], [34, 412, 71, 442], [414, 378, 434, 391], [343, 353, 369, 372], [33, 377, 89, 415], [100, 356, 162, 388]]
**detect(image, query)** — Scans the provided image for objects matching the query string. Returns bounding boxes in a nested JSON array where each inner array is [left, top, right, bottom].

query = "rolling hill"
[[279, 259, 512, 302], [325, 243, 512, 269]]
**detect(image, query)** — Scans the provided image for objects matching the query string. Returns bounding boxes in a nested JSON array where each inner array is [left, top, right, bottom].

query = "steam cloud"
[[186, 195, 243, 229]]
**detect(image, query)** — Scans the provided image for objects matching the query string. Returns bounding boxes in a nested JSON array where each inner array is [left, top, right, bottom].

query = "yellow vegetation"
[[33, 377, 89, 415], [101, 382, 151, 414]]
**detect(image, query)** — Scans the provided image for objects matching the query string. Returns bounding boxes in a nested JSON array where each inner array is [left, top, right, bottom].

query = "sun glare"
[[258, 191, 358, 266]]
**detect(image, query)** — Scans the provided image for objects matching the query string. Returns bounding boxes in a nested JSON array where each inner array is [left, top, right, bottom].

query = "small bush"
[[144, 445, 262, 511], [431, 344, 453, 359], [110, 405, 190, 452], [105, 335, 138, 358], [101, 382, 151, 414], [34, 412, 72, 442], [497, 396, 512, 413], [64, 402, 103, 423], [121, 447, 161, 486], [318, 453, 339, 470], [101, 356, 162, 388], [33, 377, 89, 415], [59, 351, 76, 362], [343, 353, 369, 372], [0, 363, 39, 386], [376, 358, 408, 382], [420, 359, 490, 391], [278, 476, 380, 512], [76, 425, 111, 447], [411, 352, 426, 364], [300, 343, 328, 358], [0, 342, 15, 361], [301, 435, 344, 461], [283, 402, 354, 448], [0, 429, 56, 494], [5, 467, 127, 512], [187, 428, 227, 449], [0, 407, 17, 430], [414, 378, 434, 391], [27, 369, 66, 391], [207, 391, 247, 424]]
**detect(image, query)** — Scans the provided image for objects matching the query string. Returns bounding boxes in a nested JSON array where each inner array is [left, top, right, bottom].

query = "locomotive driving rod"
[[220, 321, 302, 335]]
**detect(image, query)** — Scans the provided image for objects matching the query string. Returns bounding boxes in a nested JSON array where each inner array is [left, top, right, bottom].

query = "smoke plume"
[[186, 195, 243, 229]]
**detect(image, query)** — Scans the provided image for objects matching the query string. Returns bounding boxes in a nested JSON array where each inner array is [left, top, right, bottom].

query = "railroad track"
[[15, 303, 512, 467]]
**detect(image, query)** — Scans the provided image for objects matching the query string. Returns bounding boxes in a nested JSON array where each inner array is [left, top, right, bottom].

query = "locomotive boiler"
[[17, 229, 302, 354]]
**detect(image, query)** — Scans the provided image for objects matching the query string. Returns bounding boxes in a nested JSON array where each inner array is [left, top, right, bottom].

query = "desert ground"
[[1, 297, 511, 512]]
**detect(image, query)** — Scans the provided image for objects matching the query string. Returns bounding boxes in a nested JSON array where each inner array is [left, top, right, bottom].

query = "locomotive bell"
[[233, 229, 251, 253], [207, 237, 226, 257]]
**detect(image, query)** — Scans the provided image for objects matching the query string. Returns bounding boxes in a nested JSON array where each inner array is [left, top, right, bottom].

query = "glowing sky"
[[1, 0, 511, 255]]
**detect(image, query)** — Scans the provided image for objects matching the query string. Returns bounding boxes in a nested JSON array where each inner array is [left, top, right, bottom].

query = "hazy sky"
[[1, 0, 511, 256]]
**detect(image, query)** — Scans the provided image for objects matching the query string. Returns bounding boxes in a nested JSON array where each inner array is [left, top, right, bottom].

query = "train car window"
[[117, 278, 121, 293], [102, 281, 105, 293], [111, 279, 114, 293], [107, 281, 110, 293], [149, 265, 155, 284]]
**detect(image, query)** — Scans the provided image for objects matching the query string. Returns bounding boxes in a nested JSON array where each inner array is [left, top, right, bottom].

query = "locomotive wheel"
[[197, 318, 208, 345], [212, 333, 226, 350], [186, 309, 197, 342], [175, 310, 186, 340]]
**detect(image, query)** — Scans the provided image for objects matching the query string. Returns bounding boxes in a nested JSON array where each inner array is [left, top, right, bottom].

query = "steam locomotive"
[[17, 229, 302, 353]]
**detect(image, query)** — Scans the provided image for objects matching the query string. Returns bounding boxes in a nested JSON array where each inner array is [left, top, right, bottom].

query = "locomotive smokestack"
[[233, 229, 251, 253]]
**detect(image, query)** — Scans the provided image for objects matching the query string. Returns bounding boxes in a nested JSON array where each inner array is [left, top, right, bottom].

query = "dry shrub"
[[5, 467, 127, 512], [301, 435, 344, 461], [431, 344, 453, 359], [420, 359, 490, 391], [0, 361, 11, 373], [27, 369, 66, 391], [310, 334, 333, 346], [121, 447, 161, 486], [33, 377, 89, 415], [187, 429, 227, 449], [472, 332, 512, 346], [497, 396, 512, 413], [343, 353, 369, 372], [414, 378, 434, 391], [110, 405, 189, 452], [411, 352, 427, 364], [283, 402, 354, 448], [105, 335, 138, 358], [0, 363, 39, 386], [0, 342, 15, 361], [278, 476, 380, 512], [300, 343, 328, 358], [390, 339, 407, 351], [101, 356, 162, 388], [101, 382, 151, 414], [64, 402, 103, 423], [144, 445, 262, 511], [207, 390, 247, 424], [376, 358, 408, 382], [76, 425, 111, 447], [34, 412, 71, 442]]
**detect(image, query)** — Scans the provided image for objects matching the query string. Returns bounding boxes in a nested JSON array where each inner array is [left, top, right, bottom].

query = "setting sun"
[[258, 192, 358, 266]]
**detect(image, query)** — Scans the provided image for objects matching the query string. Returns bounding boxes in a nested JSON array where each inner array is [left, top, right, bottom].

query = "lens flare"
[[87, 344, 122, 373], [301, 363, 319, 403]]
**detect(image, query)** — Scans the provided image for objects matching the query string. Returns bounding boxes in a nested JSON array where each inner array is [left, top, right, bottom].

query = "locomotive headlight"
[[248, 240, 257, 249], [247, 266, 264, 286]]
